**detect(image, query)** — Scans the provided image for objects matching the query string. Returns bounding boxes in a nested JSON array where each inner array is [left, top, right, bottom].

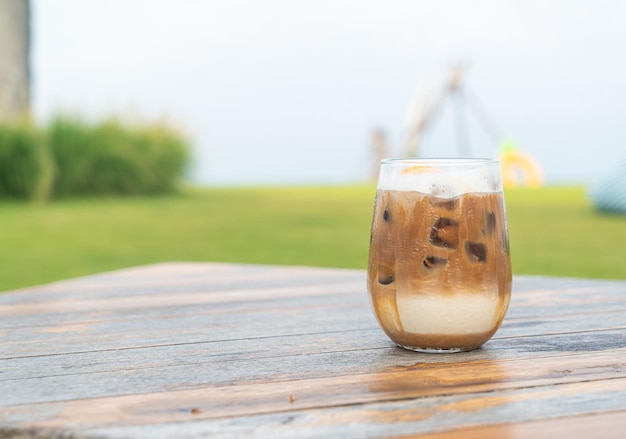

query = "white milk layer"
[[396, 292, 500, 335], [378, 163, 501, 198]]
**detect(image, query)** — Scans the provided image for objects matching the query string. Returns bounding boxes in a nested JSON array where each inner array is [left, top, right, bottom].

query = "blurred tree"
[[0, 0, 30, 120]]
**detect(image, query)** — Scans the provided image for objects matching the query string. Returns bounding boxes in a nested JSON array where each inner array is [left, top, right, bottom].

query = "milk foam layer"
[[378, 161, 501, 198], [396, 292, 500, 335]]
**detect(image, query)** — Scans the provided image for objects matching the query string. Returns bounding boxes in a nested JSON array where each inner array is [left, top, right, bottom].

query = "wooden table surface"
[[1, 262, 625, 438]]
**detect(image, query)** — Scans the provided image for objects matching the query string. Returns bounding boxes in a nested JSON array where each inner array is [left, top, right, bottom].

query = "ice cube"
[[465, 241, 487, 263], [429, 218, 460, 249]]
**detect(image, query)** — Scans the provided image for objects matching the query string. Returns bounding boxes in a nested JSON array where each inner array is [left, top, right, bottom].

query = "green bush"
[[0, 121, 52, 200], [0, 116, 190, 201], [48, 117, 190, 197]]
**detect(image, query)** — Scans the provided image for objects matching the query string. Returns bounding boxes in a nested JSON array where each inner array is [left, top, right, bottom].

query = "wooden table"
[[1, 262, 625, 438]]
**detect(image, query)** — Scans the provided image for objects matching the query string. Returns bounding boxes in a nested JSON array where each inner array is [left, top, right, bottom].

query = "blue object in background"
[[590, 160, 626, 215]]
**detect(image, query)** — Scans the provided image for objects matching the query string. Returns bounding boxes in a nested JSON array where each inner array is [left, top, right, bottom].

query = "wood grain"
[[1, 262, 626, 438], [396, 411, 626, 439]]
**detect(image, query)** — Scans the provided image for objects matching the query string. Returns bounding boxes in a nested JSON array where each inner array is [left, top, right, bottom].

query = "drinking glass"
[[367, 158, 512, 353]]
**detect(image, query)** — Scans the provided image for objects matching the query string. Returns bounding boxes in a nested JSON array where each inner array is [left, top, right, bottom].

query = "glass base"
[[397, 343, 477, 353]]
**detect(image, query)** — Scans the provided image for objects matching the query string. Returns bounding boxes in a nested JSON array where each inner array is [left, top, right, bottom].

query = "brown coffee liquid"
[[367, 190, 512, 351]]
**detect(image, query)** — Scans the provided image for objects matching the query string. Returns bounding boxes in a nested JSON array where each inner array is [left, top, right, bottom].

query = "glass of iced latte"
[[367, 158, 512, 352]]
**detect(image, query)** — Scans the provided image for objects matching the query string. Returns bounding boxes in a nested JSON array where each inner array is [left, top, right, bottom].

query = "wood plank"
[[2, 293, 625, 361], [60, 379, 626, 439], [3, 276, 623, 320], [0, 263, 364, 301], [1, 266, 624, 360], [2, 264, 624, 320], [0, 300, 372, 359], [0, 282, 361, 318], [1, 319, 625, 385], [0, 348, 626, 416], [2, 263, 626, 439], [398, 410, 626, 439]]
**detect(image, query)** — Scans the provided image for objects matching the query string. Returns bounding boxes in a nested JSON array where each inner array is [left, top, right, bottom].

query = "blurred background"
[[30, 0, 626, 186], [1, 0, 625, 291]]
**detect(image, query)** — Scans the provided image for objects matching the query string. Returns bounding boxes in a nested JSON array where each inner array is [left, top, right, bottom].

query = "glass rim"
[[380, 157, 499, 166]]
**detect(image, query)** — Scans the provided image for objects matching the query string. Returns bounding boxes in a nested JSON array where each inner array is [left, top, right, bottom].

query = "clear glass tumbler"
[[367, 158, 512, 353]]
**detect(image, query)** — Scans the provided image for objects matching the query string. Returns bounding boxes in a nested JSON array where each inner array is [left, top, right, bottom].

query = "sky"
[[31, 0, 626, 186]]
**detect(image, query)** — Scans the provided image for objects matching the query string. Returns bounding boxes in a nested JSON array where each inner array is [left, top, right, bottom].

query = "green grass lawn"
[[0, 185, 624, 292]]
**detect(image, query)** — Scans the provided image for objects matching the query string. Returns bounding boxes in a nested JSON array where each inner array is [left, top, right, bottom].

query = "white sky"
[[32, 0, 626, 185]]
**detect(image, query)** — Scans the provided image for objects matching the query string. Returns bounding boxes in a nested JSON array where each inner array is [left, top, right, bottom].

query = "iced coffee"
[[367, 158, 512, 352]]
